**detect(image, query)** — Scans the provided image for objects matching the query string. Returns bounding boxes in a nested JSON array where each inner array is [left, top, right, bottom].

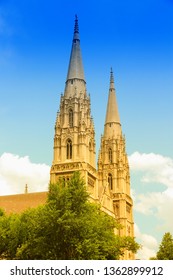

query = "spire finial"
[[110, 67, 115, 89], [110, 67, 114, 83], [74, 14, 79, 34]]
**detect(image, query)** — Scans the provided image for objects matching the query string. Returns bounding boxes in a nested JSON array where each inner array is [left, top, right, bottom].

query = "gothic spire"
[[104, 68, 121, 138], [66, 15, 85, 82]]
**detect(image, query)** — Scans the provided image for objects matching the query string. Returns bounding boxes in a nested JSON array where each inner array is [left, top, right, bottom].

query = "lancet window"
[[66, 139, 72, 159], [69, 109, 73, 127], [89, 141, 92, 151], [108, 148, 113, 163], [108, 173, 113, 190]]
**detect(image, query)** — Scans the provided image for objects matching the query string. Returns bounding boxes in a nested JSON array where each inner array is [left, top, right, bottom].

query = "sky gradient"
[[0, 0, 173, 259]]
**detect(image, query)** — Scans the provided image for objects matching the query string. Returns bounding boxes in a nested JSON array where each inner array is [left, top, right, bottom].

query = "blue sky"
[[0, 0, 172, 162], [0, 0, 173, 259]]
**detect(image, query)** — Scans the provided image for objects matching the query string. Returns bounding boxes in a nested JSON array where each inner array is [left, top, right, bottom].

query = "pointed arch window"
[[108, 148, 113, 163], [108, 173, 113, 190], [89, 141, 92, 151], [66, 139, 72, 159], [69, 109, 73, 127]]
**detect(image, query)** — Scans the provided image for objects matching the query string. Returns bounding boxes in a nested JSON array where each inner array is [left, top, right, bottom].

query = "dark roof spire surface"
[[66, 15, 85, 81]]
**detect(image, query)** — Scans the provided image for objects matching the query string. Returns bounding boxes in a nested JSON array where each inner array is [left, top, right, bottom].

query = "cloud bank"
[[134, 224, 158, 260], [0, 153, 50, 195], [129, 152, 173, 232], [129, 152, 173, 194], [129, 152, 173, 258]]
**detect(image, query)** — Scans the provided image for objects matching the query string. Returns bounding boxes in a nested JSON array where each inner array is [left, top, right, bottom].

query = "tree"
[[149, 257, 157, 260], [0, 213, 22, 259], [156, 232, 173, 260], [0, 172, 140, 259], [0, 208, 5, 217]]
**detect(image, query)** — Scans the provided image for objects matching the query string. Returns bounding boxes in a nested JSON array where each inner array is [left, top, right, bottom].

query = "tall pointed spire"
[[104, 68, 121, 137], [66, 15, 85, 82]]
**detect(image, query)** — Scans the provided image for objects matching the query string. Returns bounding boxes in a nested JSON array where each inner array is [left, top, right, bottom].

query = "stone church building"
[[0, 16, 134, 259]]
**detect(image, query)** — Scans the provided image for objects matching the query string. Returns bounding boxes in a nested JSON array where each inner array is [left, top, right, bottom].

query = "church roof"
[[0, 192, 47, 214], [66, 15, 85, 81]]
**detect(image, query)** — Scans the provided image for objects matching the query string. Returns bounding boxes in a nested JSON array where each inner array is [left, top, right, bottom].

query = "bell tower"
[[50, 16, 97, 200], [98, 69, 134, 258]]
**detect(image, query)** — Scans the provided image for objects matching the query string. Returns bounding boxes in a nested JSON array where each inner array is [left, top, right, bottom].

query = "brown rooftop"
[[0, 192, 48, 214]]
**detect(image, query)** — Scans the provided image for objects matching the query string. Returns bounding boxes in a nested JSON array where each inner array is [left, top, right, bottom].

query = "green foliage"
[[0, 208, 5, 217], [156, 232, 173, 260], [0, 213, 21, 259], [0, 172, 140, 260]]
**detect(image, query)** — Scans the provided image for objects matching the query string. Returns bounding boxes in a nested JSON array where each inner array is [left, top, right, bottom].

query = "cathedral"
[[0, 16, 134, 259], [50, 16, 134, 259]]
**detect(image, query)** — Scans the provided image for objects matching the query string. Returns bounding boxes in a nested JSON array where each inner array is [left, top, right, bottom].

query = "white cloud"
[[129, 152, 173, 194], [134, 192, 160, 215], [129, 152, 171, 170], [135, 224, 158, 260], [129, 152, 173, 238], [136, 192, 173, 233], [0, 153, 50, 195]]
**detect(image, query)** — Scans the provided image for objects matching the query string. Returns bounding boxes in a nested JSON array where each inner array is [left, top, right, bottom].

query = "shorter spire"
[[104, 68, 121, 138]]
